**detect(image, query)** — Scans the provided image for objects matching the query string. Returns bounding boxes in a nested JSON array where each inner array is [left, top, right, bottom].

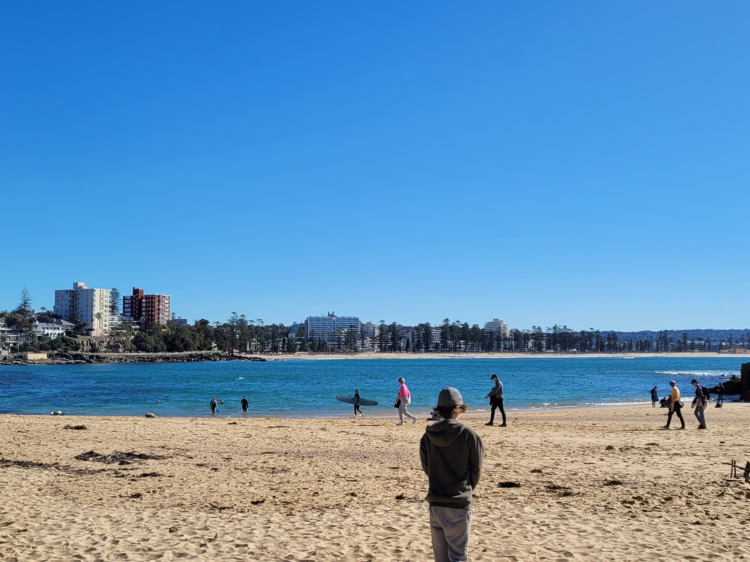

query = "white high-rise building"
[[305, 312, 360, 343], [54, 282, 112, 336], [484, 318, 509, 337]]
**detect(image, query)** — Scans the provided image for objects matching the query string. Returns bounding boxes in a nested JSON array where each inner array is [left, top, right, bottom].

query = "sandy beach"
[[2, 404, 750, 561], [265, 351, 744, 361]]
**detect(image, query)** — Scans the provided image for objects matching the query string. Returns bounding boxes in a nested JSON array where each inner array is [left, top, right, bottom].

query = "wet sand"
[[2, 404, 750, 561]]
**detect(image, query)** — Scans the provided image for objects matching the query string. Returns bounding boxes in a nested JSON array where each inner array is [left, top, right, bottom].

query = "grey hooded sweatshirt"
[[420, 419, 484, 509]]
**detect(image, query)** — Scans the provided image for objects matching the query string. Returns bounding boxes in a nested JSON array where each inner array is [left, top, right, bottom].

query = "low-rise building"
[[33, 319, 74, 339], [0, 320, 22, 348]]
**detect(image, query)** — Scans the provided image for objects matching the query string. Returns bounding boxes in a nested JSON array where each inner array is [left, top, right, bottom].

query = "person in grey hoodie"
[[484, 374, 506, 427], [420, 387, 484, 562]]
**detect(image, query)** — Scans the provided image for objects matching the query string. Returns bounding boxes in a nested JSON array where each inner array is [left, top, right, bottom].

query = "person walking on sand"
[[650, 386, 659, 408], [353, 389, 364, 418], [663, 381, 685, 430], [691, 379, 708, 429], [241, 395, 249, 413], [716, 383, 725, 408], [210, 397, 217, 415], [420, 387, 484, 562], [396, 377, 417, 425], [484, 374, 506, 427]]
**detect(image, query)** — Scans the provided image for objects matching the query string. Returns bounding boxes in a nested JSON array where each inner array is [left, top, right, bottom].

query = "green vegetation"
[[1, 287, 748, 356]]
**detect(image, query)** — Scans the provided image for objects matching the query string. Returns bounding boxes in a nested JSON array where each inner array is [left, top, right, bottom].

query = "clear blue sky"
[[2, 1, 748, 331]]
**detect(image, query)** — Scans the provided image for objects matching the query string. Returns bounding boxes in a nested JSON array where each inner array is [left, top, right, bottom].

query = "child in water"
[[354, 389, 364, 417]]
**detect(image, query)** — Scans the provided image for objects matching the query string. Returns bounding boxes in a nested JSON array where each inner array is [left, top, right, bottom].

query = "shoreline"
[[8, 399, 750, 420], [267, 351, 744, 360], [2, 350, 744, 366]]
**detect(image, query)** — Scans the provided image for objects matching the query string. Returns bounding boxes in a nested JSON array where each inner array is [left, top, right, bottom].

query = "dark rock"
[[75, 451, 167, 464]]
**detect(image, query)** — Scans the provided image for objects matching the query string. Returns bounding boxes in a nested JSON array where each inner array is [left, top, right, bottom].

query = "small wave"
[[655, 370, 738, 377]]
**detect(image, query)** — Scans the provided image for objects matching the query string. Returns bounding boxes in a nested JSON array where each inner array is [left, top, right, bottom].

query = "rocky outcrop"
[[709, 363, 750, 400], [0, 352, 266, 366], [77, 335, 133, 354]]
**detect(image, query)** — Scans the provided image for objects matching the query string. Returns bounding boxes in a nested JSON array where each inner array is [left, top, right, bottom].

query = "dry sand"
[[2, 404, 750, 561]]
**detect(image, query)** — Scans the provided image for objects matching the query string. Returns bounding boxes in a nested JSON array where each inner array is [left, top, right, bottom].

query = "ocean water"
[[0, 356, 744, 418]]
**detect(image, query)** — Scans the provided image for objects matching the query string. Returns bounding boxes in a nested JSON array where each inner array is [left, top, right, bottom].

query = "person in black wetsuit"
[[210, 397, 217, 414], [241, 395, 249, 413], [650, 386, 659, 408], [353, 389, 364, 417]]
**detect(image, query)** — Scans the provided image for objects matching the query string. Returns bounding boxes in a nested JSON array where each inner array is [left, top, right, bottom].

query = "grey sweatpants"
[[429, 505, 472, 562], [694, 405, 707, 428]]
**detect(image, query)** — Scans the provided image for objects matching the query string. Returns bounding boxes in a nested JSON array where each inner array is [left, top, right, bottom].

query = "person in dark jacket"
[[484, 374, 506, 426], [420, 387, 484, 562], [241, 396, 249, 413], [691, 379, 707, 429], [210, 397, 217, 414]]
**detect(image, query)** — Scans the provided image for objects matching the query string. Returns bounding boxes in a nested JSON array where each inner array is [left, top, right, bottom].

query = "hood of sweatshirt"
[[425, 419, 467, 447]]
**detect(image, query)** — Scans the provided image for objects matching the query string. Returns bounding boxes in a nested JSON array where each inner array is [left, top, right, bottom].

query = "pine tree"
[[110, 288, 120, 316]]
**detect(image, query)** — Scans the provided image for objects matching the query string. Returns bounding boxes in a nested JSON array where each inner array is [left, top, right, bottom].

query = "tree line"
[[1, 288, 747, 354]]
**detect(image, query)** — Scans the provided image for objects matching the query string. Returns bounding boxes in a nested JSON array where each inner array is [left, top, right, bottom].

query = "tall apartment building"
[[123, 288, 171, 325], [54, 282, 112, 336], [305, 312, 360, 343], [484, 318, 509, 337]]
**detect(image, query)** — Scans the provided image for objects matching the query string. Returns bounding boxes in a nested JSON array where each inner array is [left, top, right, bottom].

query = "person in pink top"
[[396, 377, 418, 425]]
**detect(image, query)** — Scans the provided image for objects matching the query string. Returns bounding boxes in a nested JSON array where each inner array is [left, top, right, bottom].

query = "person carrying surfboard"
[[353, 389, 364, 417], [396, 377, 417, 425]]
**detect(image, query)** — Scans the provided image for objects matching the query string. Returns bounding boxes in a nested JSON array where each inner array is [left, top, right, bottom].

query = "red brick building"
[[123, 288, 171, 325]]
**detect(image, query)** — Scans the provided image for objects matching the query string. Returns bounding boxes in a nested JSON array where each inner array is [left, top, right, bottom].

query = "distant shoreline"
[[2, 350, 745, 366], [266, 351, 743, 361]]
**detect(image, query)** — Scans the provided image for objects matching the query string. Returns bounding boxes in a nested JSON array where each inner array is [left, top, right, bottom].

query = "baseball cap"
[[437, 387, 463, 408], [691, 379, 698, 384], [490, 374, 498, 379]]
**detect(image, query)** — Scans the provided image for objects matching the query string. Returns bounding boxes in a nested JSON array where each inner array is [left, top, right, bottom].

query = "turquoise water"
[[0, 357, 743, 418]]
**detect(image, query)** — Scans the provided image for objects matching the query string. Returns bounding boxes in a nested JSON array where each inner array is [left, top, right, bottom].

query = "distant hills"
[[608, 329, 749, 342]]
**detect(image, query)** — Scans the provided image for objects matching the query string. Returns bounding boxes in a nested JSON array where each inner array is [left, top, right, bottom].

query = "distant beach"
[[268, 351, 738, 360]]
